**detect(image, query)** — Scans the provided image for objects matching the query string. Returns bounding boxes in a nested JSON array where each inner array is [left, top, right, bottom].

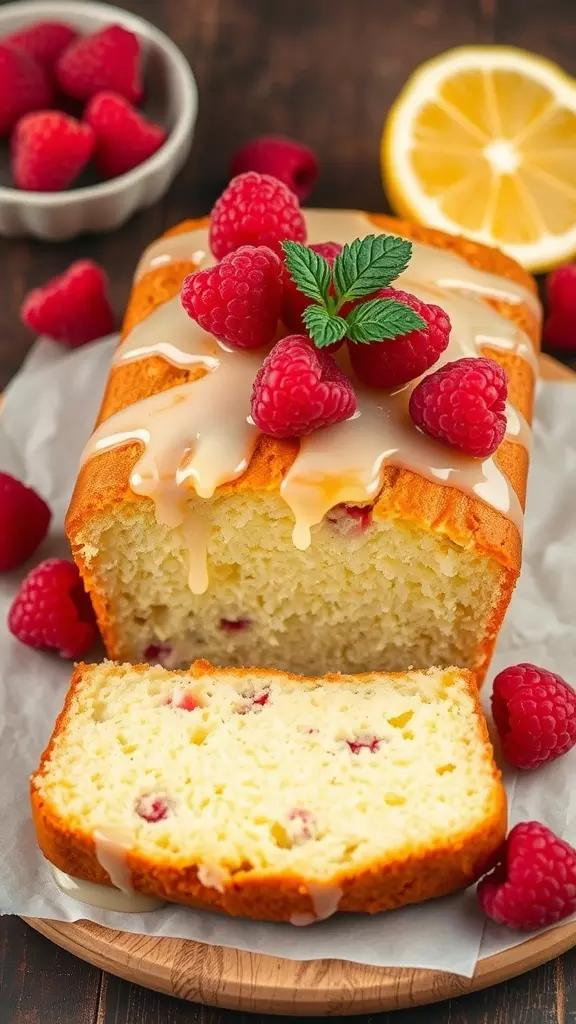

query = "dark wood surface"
[[1, 0, 575, 1021]]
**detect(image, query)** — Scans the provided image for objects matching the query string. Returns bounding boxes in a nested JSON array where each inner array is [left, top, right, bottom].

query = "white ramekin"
[[0, 0, 198, 240]]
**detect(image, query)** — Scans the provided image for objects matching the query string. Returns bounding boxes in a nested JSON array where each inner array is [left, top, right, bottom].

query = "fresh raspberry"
[[478, 822, 576, 930], [325, 504, 372, 536], [209, 172, 306, 260], [285, 809, 317, 843], [20, 259, 114, 347], [8, 558, 98, 658], [56, 25, 142, 104], [6, 21, 78, 68], [230, 135, 319, 202], [282, 241, 344, 333], [12, 111, 94, 191], [492, 663, 576, 770], [543, 265, 576, 351], [0, 472, 51, 572], [348, 289, 451, 388], [84, 92, 166, 179], [251, 335, 356, 438], [409, 357, 507, 458], [0, 43, 53, 136], [347, 734, 381, 754], [135, 793, 172, 823], [220, 617, 251, 631], [181, 245, 284, 350]]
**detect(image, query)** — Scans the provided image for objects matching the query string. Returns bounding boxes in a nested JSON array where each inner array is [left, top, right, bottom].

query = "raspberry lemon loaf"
[[66, 178, 540, 681], [31, 660, 506, 921]]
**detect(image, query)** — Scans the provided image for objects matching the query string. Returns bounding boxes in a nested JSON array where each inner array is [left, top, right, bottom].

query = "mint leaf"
[[333, 235, 412, 303], [345, 298, 427, 344], [281, 240, 331, 304], [302, 305, 348, 348]]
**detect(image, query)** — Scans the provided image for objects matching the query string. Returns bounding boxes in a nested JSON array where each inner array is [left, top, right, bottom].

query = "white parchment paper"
[[0, 338, 575, 976]]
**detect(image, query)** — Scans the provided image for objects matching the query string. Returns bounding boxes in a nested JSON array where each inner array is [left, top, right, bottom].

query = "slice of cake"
[[32, 660, 506, 922], [66, 195, 540, 682]]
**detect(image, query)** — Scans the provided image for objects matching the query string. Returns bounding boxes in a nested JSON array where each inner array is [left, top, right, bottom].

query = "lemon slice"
[[382, 46, 576, 271]]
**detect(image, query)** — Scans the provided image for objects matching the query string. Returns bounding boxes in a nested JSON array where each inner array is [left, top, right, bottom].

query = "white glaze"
[[93, 826, 135, 893], [52, 865, 164, 913], [84, 208, 540, 576], [197, 863, 227, 893], [290, 883, 342, 926]]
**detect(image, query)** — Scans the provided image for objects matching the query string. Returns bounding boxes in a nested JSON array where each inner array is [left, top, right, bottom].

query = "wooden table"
[[1, 0, 575, 1020]]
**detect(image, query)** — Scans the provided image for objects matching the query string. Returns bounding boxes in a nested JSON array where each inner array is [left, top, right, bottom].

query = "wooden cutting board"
[[23, 353, 576, 1015]]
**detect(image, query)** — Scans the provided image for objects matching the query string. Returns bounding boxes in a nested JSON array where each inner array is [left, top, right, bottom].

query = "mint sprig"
[[281, 234, 426, 350]]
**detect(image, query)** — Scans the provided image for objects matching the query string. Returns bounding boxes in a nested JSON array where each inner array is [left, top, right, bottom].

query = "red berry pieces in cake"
[[144, 642, 172, 665], [176, 692, 202, 712], [0, 472, 51, 571], [326, 504, 372, 536], [12, 111, 94, 192], [0, 43, 53, 136], [543, 265, 576, 351], [478, 821, 576, 930], [251, 334, 356, 438], [6, 21, 78, 69], [285, 809, 317, 844], [348, 289, 451, 389], [181, 246, 283, 350], [56, 25, 142, 104], [209, 172, 306, 259], [492, 663, 576, 770], [20, 259, 114, 347], [283, 241, 343, 333], [347, 734, 381, 754], [84, 92, 167, 179], [220, 617, 251, 632], [236, 688, 270, 714], [409, 357, 507, 459], [8, 558, 98, 658], [230, 135, 319, 202], [135, 793, 172, 823]]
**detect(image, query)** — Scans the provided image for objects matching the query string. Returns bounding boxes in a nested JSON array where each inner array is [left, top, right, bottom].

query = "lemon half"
[[382, 46, 576, 271]]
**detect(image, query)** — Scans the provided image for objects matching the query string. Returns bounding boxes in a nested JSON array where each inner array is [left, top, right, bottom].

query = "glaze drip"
[[83, 208, 539, 578]]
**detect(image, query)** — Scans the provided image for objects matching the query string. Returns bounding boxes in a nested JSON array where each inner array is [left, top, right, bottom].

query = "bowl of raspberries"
[[0, 0, 197, 239]]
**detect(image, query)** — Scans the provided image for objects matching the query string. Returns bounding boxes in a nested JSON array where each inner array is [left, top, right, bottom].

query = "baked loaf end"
[[31, 660, 506, 922], [66, 213, 539, 682]]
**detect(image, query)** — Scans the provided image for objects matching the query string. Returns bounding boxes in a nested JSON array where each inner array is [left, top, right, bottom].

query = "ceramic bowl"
[[0, 0, 198, 240]]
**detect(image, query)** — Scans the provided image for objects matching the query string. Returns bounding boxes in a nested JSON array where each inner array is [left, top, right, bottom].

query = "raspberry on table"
[[230, 135, 319, 202], [283, 241, 343, 333], [56, 24, 142, 104], [209, 172, 307, 259], [0, 472, 51, 572], [8, 558, 98, 659], [0, 43, 53, 136], [348, 288, 451, 389], [84, 92, 167, 179], [251, 334, 357, 438], [181, 245, 284, 350], [12, 111, 95, 192], [135, 793, 172, 823], [492, 663, 576, 770], [543, 264, 576, 351], [409, 356, 508, 458], [20, 259, 115, 347], [6, 20, 78, 69], [478, 821, 576, 930]]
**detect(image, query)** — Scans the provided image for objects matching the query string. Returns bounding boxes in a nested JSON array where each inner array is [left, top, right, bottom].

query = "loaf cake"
[[31, 660, 506, 922], [66, 206, 540, 682]]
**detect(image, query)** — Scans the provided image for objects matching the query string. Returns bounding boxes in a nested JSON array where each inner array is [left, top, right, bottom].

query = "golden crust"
[[31, 661, 507, 921], [65, 214, 540, 683]]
